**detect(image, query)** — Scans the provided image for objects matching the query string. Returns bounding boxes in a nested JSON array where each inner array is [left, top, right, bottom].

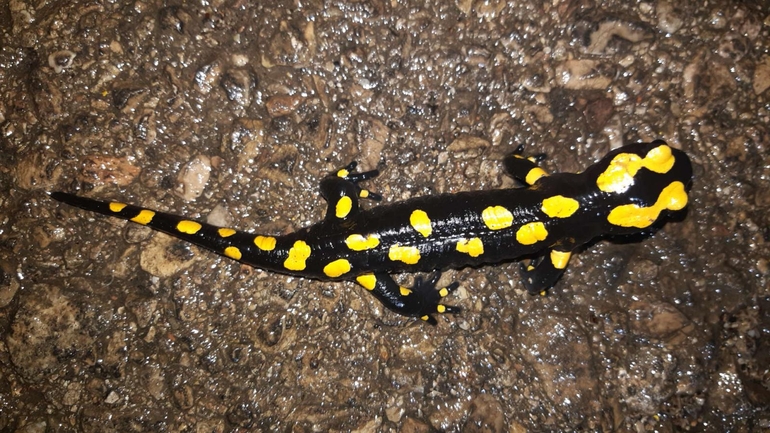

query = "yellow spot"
[[597, 145, 676, 194], [597, 153, 640, 194], [109, 202, 127, 212], [399, 287, 412, 296], [336, 195, 353, 219], [482, 206, 514, 230], [420, 315, 430, 321], [388, 245, 421, 265], [410, 209, 432, 237], [224, 246, 242, 260], [254, 236, 276, 251], [323, 258, 352, 278], [131, 209, 155, 225], [356, 274, 377, 290], [516, 221, 548, 245], [607, 181, 688, 228], [345, 234, 380, 251], [541, 195, 580, 218], [437, 305, 446, 313], [284, 240, 311, 271], [456, 237, 484, 257], [218, 228, 236, 237], [643, 144, 676, 174], [359, 189, 369, 198], [439, 287, 449, 297], [176, 220, 202, 234], [337, 168, 349, 178], [525, 167, 548, 185], [550, 250, 572, 270]]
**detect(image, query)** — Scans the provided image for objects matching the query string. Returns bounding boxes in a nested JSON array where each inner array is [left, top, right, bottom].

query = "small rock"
[[656, 1, 684, 34], [586, 20, 649, 54], [556, 60, 613, 90], [0, 259, 20, 308], [358, 118, 388, 170], [195, 61, 224, 94], [140, 234, 199, 278], [15, 152, 62, 190], [447, 135, 490, 152], [111, 87, 146, 111], [16, 421, 46, 433], [79, 155, 141, 188], [584, 97, 614, 132], [6, 284, 94, 382], [48, 50, 76, 73], [220, 69, 255, 106], [265, 94, 304, 117], [159, 6, 186, 33], [104, 390, 120, 404], [753, 56, 770, 95], [175, 154, 211, 201], [206, 203, 233, 228]]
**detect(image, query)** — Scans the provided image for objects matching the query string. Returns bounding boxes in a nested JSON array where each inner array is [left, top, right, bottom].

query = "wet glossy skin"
[[52, 140, 693, 324]]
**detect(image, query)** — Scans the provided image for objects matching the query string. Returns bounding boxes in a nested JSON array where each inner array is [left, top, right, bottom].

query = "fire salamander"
[[51, 140, 692, 324]]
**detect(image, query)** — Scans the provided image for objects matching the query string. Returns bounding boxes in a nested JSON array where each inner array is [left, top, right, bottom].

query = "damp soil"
[[2, 1, 770, 431]]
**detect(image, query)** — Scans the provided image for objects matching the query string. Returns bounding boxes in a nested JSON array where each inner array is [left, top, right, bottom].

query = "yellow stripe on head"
[[607, 181, 688, 228]]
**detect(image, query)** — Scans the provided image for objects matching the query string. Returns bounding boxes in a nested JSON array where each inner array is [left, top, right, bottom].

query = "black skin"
[[51, 140, 693, 324]]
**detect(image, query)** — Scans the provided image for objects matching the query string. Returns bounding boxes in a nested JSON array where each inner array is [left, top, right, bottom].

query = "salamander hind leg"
[[355, 272, 460, 325], [319, 161, 382, 221], [504, 144, 549, 186], [519, 249, 573, 295]]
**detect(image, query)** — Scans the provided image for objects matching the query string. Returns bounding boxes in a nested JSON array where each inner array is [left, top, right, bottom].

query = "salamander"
[[51, 140, 693, 324]]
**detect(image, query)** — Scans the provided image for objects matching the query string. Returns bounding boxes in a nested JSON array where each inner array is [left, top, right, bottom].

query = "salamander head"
[[590, 140, 693, 233]]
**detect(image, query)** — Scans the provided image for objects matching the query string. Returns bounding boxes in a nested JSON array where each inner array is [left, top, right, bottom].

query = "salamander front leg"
[[319, 161, 382, 222], [519, 249, 572, 295], [504, 144, 548, 186], [355, 272, 460, 325]]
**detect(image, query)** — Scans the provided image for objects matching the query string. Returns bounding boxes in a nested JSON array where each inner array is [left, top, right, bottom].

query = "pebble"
[[753, 56, 770, 95], [556, 60, 612, 90], [175, 154, 211, 201], [265, 94, 304, 117], [79, 155, 141, 188], [656, 1, 684, 34], [48, 50, 76, 73]]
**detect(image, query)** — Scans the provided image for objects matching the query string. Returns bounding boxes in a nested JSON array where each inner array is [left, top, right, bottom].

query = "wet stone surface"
[[1, 1, 769, 431]]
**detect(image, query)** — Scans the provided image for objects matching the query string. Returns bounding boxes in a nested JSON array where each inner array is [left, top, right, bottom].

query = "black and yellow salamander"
[[51, 140, 692, 324]]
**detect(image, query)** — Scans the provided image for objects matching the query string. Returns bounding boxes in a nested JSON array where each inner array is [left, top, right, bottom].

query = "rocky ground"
[[1, 0, 769, 431]]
